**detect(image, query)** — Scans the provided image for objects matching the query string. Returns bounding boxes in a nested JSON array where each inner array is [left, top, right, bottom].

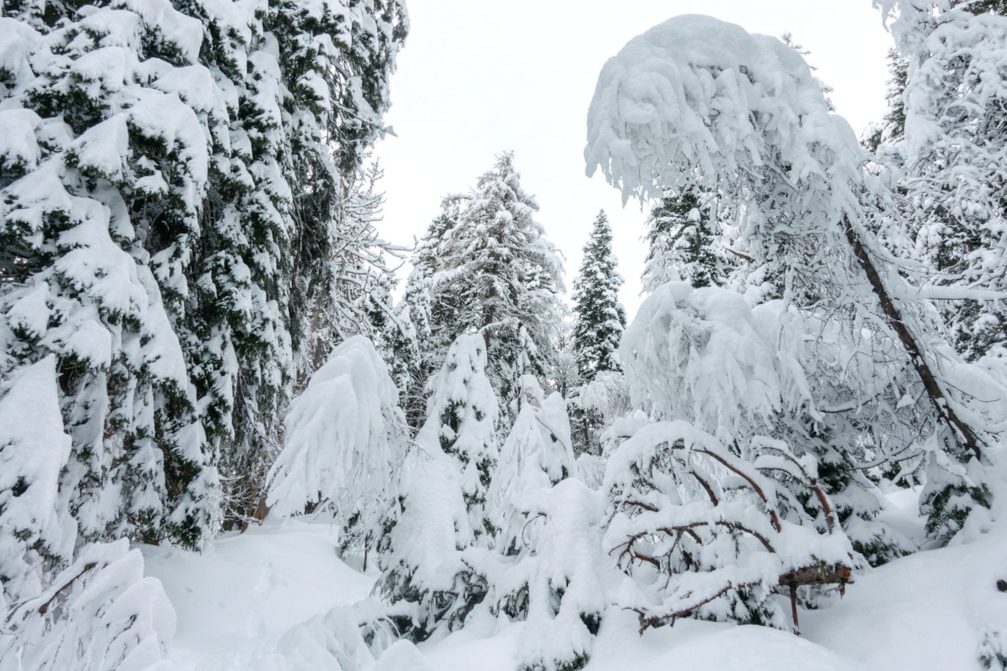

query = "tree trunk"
[[842, 217, 983, 462]]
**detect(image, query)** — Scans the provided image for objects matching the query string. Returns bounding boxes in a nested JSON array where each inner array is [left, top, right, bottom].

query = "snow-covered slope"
[[143, 512, 1004, 671]]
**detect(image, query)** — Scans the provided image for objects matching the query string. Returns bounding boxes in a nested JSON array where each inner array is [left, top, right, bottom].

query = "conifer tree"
[[487, 376, 574, 554], [389, 203, 462, 433], [572, 211, 626, 380], [876, 0, 1007, 364], [643, 190, 734, 293], [416, 335, 500, 542], [0, 0, 223, 548], [0, 0, 407, 544], [266, 336, 408, 566], [427, 154, 564, 412]]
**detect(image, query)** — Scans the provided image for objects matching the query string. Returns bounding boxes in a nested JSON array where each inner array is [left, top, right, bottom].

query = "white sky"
[[373, 1, 894, 315]]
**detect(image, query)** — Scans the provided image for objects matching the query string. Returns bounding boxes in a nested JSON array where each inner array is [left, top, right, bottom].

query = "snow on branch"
[[604, 420, 852, 633], [585, 14, 865, 208], [266, 336, 407, 553]]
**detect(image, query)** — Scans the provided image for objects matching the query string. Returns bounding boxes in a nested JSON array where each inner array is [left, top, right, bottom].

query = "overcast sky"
[[373, 1, 894, 315]]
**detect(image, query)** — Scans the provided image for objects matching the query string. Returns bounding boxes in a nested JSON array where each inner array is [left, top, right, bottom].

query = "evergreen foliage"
[[572, 211, 625, 379], [406, 154, 564, 415], [643, 191, 733, 293]]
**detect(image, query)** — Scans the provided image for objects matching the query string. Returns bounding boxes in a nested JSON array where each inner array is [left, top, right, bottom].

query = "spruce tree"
[[422, 154, 564, 414], [642, 190, 733, 293], [572, 211, 626, 380], [0, 0, 407, 544], [416, 335, 500, 542]]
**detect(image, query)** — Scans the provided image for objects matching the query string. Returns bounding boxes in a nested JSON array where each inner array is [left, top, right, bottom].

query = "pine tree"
[[389, 203, 462, 433], [0, 0, 222, 548], [377, 335, 497, 641], [572, 211, 626, 380], [0, 0, 407, 544], [864, 49, 908, 154]]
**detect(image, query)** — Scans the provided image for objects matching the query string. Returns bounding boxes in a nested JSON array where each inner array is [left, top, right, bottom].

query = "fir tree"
[[572, 211, 626, 380], [876, 0, 1007, 364], [0, 0, 407, 544]]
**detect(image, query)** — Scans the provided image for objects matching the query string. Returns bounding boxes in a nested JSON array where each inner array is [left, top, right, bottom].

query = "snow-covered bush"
[[488, 376, 575, 555], [622, 283, 914, 562], [495, 480, 610, 671], [605, 420, 852, 632], [0, 357, 73, 614], [569, 370, 631, 457], [0, 356, 176, 670], [266, 336, 408, 561]]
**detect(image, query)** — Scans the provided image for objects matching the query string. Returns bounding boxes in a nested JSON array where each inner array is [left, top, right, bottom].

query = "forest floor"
[[141, 490, 1007, 671]]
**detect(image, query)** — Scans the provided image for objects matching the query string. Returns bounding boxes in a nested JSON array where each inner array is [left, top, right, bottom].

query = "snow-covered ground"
[[142, 519, 374, 670], [143, 506, 1007, 671]]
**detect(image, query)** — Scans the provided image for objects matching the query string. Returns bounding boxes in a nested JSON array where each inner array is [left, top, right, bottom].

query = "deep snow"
[[141, 502, 1007, 671]]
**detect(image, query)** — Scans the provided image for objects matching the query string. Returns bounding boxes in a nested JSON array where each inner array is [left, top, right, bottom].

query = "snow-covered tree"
[[376, 335, 500, 641], [643, 190, 735, 293], [586, 14, 1000, 544], [0, 0, 221, 548], [428, 153, 565, 412], [265, 336, 408, 565], [417, 334, 500, 542], [376, 439, 487, 642], [495, 480, 609, 671], [200, 0, 407, 524], [874, 0, 1007, 364], [0, 0, 407, 543], [488, 376, 575, 555], [386, 204, 461, 434], [572, 211, 625, 379]]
